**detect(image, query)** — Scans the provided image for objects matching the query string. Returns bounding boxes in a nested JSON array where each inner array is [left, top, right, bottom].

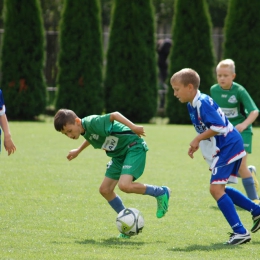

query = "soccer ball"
[[116, 208, 144, 236]]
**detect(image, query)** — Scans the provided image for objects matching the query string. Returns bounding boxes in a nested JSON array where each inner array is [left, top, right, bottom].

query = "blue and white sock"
[[143, 185, 165, 197], [217, 193, 246, 234], [108, 195, 125, 213], [225, 186, 260, 217]]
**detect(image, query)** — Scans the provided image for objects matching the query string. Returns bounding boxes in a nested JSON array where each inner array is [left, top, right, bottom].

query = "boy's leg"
[[248, 165, 259, 192], [117, 145, 170, 218], [99, 176, 125, 213], [211, 184, 247, 235], [225, 186, 260, 233], [210, 161, 251, 244], [239, 155, 259, 201], [118, 175, 170, 218]]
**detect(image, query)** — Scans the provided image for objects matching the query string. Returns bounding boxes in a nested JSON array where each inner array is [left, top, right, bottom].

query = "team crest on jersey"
[[194, 123, 207, 133], [90, 134, 99, 140], [228, 95, 237, 104]]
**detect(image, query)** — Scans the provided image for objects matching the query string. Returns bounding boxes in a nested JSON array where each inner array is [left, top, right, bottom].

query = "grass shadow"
[[210, 205, 245, 212], [168, 242, 251, 252], [75, 237, 146, 248]]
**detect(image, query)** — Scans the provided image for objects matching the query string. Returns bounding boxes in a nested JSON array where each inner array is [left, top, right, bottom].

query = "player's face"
[[216, 67, 235, 89], [171, 81, 194, 103], [61, 121, 82, 140]]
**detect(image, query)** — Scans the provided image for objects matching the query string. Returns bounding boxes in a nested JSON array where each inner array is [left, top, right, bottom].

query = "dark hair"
[[54, 109, 78, 131]]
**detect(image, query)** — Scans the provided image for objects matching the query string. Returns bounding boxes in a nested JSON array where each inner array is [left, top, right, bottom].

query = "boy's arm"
[[188, 129, 218, 158], [110, 111, 145, 137], [67, 140, 90, 161], [0, 114, 16, 155], [236, 110, 259, 132]]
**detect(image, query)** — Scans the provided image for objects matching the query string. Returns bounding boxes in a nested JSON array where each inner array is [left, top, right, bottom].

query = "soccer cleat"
[[117, 233, 130, 239], [248, 165, 259, 191], [156, 186, 171, 218], [224, 230, 251, 245], [251, 215, 260, 233]]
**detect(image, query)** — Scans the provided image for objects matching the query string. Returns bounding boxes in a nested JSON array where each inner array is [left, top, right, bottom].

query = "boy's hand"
[[4, 137, 16, 156], [132, 125, 146, 137], [235, 123, 246, 133], [188, 139, 199, 158], [67, 149, 80, 161]]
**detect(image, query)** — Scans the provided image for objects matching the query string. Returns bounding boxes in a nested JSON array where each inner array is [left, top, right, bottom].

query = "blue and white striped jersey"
[[187, 90, 246, 170]]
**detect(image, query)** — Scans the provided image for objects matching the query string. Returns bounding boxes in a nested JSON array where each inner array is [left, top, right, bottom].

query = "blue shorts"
[[210, 159, 242, 185]]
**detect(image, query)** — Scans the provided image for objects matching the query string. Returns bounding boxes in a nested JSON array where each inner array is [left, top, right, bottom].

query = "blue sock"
[[108, 195, 125, 213], [225, 186, 260, 216], [217, 194, 246, 234], [144, 185, 164, 197], [242, 177, 259, 200]]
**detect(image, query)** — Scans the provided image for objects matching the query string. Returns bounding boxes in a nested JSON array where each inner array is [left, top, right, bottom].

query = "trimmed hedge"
[[223, 0, 260, 113], [166, 0, 216, 124], [0, 0, 46, 119], [55, 0, 103, 118], [104, 0, 157, 123]]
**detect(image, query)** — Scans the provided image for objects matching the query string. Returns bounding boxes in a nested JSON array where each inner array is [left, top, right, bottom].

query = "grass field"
[[1, 118, 260, 259]]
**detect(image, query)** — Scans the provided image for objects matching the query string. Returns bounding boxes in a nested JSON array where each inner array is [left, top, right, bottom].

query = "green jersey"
[[81, 113, 146, 157], [210, 82, 259, 133]]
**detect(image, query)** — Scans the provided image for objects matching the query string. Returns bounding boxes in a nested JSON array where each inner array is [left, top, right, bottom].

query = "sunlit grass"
[[1, 118, 260, 259]]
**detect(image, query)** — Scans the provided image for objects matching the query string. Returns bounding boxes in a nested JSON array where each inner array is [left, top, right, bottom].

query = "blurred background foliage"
[[0, 0, 228, 31]]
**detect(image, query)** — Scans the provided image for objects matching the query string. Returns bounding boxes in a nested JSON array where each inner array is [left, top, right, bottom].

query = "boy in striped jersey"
[[170, 68, 260, 245]]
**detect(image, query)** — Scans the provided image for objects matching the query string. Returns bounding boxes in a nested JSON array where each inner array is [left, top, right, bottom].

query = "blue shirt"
[[0, 89, 6, 116], [188, 90, 246, 169]]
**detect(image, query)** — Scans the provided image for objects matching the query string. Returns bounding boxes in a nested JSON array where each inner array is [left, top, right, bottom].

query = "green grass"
[[1, 118, 260, 259]]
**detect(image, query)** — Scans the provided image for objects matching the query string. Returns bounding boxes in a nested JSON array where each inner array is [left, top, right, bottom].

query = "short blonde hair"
[[216, 59, 236, 73], [170, 68, 200, 89]]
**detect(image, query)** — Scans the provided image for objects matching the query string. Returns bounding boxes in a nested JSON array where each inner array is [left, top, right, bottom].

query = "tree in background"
[[166, 0, 216, 124], [0, 0, 46, 119], [104, 0, 157, 123], [55, 0, 103, 117], [0, 0, 3, 28], [223, 0, 260, 108]]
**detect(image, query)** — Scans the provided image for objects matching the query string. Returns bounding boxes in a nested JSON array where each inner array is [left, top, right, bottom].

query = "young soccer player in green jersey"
[[210, 59, 259, 203], [54, 109, 170, 238]]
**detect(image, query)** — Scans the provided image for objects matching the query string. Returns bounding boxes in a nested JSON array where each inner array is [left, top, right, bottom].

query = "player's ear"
[[187, 83, 194, 91], [232, 73, 236, 80], [75, 117, 81, 125]]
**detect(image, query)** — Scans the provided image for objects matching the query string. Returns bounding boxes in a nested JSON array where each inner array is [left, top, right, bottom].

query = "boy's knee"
[[99, 186, 111, 196], [118, 182, 131, 193]]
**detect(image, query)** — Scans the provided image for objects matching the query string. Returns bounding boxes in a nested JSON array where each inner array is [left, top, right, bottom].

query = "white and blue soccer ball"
[[116, 208, 144, 236]]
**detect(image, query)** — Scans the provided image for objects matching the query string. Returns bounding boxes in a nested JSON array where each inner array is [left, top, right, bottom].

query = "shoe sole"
[[227, 238, 251, 245]]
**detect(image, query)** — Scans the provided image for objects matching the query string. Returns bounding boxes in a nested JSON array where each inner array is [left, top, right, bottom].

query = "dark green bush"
[[104, 0, 157, 123], [223, 0, 260, 111], [166, 0, 216, 124], [0, 0, 46, 120], [55, 0, 103, 118]]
